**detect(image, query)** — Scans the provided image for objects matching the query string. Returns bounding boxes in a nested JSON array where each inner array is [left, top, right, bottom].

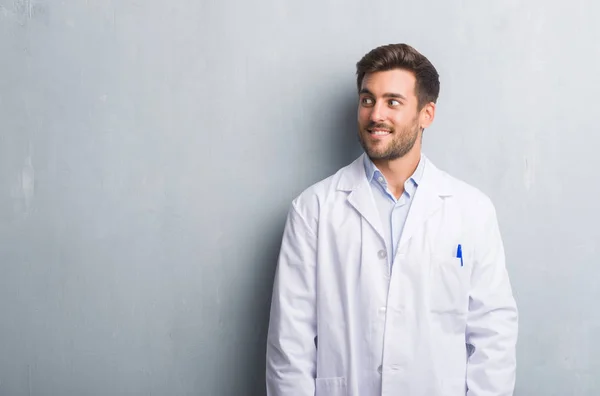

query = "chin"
[[366, 150, 387, 160]]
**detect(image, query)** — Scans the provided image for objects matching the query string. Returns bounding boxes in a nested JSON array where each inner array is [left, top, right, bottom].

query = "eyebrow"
[[359, 88, 407, 101]]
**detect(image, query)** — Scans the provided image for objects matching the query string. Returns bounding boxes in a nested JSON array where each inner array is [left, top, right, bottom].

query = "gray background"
[[1, 0, 598, 395]]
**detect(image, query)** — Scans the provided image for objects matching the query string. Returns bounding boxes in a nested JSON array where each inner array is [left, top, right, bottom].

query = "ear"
[[419, 102, 436, 129]]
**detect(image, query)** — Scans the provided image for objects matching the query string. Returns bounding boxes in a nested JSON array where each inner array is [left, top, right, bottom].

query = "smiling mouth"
[[368, 129, 392, 136]]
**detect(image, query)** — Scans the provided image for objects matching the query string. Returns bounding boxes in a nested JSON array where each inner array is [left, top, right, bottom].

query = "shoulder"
[[288, 156, 362, 231], [450, 174, 494, 212], [427, 158, 497, 218]]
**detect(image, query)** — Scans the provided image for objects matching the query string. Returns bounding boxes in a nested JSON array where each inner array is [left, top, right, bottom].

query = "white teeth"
[[371, 130, 390, 135]]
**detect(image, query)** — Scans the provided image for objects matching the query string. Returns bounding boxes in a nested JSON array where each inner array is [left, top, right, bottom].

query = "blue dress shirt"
[[364, 155, 425, 269]]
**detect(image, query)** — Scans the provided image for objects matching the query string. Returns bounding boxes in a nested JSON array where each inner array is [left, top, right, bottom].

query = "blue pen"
[[457, 244, 463, 267]]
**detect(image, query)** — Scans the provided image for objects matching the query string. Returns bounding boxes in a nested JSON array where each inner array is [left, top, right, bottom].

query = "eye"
[[389, 99, 400, 106], [361, 97, 374, 106]]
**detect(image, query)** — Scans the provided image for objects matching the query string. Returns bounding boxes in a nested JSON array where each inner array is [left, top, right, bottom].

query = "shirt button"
[[377, 250, 387, 259], [377, 365, 383, 374], [378, 176, 384, 183]]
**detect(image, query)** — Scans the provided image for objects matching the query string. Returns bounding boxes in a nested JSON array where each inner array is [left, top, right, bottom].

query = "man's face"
[[357, 69, 430, 162]]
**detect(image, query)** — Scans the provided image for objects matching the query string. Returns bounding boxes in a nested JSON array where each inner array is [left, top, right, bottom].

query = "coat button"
[[377, 250, 387, 259]]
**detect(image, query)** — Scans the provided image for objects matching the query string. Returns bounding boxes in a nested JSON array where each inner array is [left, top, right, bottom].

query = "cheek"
[[391, 113, 410, 127], [358, 108, 371, 123]]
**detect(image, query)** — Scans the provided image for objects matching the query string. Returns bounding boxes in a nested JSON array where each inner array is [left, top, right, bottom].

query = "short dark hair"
[[356, 43, 440, 110]]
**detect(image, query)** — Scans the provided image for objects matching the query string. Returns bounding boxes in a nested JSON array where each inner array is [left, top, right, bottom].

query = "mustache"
[[366, 122, 394, 131]]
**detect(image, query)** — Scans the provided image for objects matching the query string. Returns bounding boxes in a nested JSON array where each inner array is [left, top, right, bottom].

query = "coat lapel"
[[398, 156, 452, 251], [337, 154, 385, 243], [336, 154, 452, 249]]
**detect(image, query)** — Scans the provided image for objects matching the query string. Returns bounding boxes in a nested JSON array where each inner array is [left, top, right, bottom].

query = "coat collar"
[[336, 153, 452, 196], [336, 153, 453, 249]]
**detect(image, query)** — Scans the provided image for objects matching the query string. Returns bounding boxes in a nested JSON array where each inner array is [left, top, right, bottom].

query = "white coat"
[[266, 153, 518, 396]]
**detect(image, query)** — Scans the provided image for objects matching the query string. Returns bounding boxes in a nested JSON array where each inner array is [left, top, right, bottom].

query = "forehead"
[[361, 69, 417, 97]]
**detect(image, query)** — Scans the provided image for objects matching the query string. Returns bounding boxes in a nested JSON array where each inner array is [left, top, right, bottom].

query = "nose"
[[369, 102, 386, 123]]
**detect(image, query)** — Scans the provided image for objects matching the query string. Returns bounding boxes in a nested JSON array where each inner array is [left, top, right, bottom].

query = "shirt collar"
[[363, 154, 425, 195], [364, 154, 379, 183]]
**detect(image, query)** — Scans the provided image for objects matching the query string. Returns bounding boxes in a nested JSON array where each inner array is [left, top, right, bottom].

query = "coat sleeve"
[[266, 201, 317, 396], [466, 199, 518, 396]]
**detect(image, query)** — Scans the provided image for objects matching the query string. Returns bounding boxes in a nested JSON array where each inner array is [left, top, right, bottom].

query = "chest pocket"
[[429, 256, 470, 315]]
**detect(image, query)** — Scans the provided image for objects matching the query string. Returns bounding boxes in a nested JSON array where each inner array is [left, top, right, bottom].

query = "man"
[[266, 43, 518, 396]]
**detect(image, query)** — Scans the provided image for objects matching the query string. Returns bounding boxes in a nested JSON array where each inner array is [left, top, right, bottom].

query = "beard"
[[358, 118, 421, 161]]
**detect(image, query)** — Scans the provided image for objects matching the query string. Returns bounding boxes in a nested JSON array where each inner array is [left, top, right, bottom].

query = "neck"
[[371, 147, 421, 199]]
